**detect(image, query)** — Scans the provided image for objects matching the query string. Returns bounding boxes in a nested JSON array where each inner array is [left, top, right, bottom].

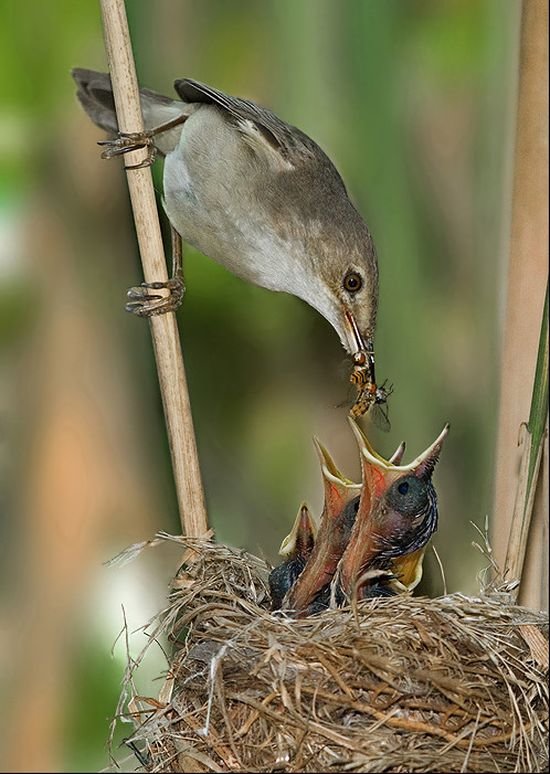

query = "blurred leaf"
[[64, 637, 127, 772]]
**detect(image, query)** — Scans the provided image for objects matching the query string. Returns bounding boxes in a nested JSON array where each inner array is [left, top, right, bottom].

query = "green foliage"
[[527, 285, 549, 494], [64, 637, 127, 772], [2, 1, 518, 770]]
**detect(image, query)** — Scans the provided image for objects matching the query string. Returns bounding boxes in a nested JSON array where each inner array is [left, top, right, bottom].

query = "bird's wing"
[[174, 78, 316, 166]]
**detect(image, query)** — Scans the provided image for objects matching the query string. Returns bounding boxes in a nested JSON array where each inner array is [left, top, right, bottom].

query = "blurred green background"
[[0, 0, 520, 770]]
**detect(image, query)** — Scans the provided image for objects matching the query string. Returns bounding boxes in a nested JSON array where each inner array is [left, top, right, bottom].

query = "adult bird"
[[72, 69, 380, 365]]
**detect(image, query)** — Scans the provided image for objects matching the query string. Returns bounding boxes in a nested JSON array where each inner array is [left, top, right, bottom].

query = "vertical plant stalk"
[[99, 0, 208, 537], [494, 0, 548, 606], [504, 287, 548, 590]]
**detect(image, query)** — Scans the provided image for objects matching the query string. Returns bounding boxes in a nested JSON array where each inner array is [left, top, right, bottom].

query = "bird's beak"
[[390, 547, 427, 592], [337, 419, 449, 598], [336, 421, 386, 594], [343, 309, 370, 356], [389, 441, 406, 465], [353, 419, 450, 487], [279, 503, 316, 558], [312, 437, 360, 520], [284, 439, 360, 614], [345, 419, 409, 499]]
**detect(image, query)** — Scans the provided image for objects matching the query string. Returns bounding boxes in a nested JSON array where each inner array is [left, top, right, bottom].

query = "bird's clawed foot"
[[126, 226, 185, 317], [98, 131, 157, 169], [125, 276, 185, 317], [98, 115, 189, 169]]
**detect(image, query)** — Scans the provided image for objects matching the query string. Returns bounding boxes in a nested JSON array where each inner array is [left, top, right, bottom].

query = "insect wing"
[[368, 400, 391, 432]]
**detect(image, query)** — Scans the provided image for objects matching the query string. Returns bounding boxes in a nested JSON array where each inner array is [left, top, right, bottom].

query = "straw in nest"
[[108, 535, 549, 773]]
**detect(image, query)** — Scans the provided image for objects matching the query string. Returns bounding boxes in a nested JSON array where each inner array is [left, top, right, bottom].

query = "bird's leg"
[[126, 225, 185, 317], [98, 114, 189, 169]]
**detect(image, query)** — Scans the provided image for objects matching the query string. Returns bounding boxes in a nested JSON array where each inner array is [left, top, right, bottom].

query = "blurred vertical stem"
[[99, 0, 208, 537], [494, 0, 548, 607], [504, 287, 548, 595], [525, 289, 549, 500]]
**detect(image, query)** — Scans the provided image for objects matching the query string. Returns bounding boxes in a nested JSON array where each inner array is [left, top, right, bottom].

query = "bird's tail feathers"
[[71, 68, 190, 155]]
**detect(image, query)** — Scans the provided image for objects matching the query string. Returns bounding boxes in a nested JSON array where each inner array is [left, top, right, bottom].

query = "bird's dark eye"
[[343, 271, 363, 293], [387, 475, 429, 517]]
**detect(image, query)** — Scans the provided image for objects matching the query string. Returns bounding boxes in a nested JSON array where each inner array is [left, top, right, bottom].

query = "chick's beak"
[[337, 420, 389, 594], [391, 547, 427, 592], [279, 503, 316, 559], [313, 437, 360, 520], [389, 441, 406, 465], [353, 419, 450, 481], [285, 439, 360, 615]]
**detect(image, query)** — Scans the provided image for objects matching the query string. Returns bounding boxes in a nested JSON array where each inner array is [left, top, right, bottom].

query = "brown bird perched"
[[72, 69, 381, 394]]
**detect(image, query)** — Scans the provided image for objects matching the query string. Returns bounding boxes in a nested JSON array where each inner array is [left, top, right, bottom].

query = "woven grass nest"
[[111, 534, 549, 773]]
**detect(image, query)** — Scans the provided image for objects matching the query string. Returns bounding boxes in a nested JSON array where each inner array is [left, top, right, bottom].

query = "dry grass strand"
[[109, 535, 549, 773]]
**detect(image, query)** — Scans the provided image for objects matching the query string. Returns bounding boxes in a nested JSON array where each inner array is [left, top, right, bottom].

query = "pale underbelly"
[[163, 155, 299, 293]]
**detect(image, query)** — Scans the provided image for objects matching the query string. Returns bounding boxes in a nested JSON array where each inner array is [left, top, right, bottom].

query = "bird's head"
[[281, 206, 379, 360], [302, 254, 379, 359], [285, 435, 406, 616], [338, 419, 449, 597], [333, 263, 378, 358]]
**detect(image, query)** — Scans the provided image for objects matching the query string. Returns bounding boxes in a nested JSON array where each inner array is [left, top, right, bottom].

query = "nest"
[[111, 534, 549, 773]]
